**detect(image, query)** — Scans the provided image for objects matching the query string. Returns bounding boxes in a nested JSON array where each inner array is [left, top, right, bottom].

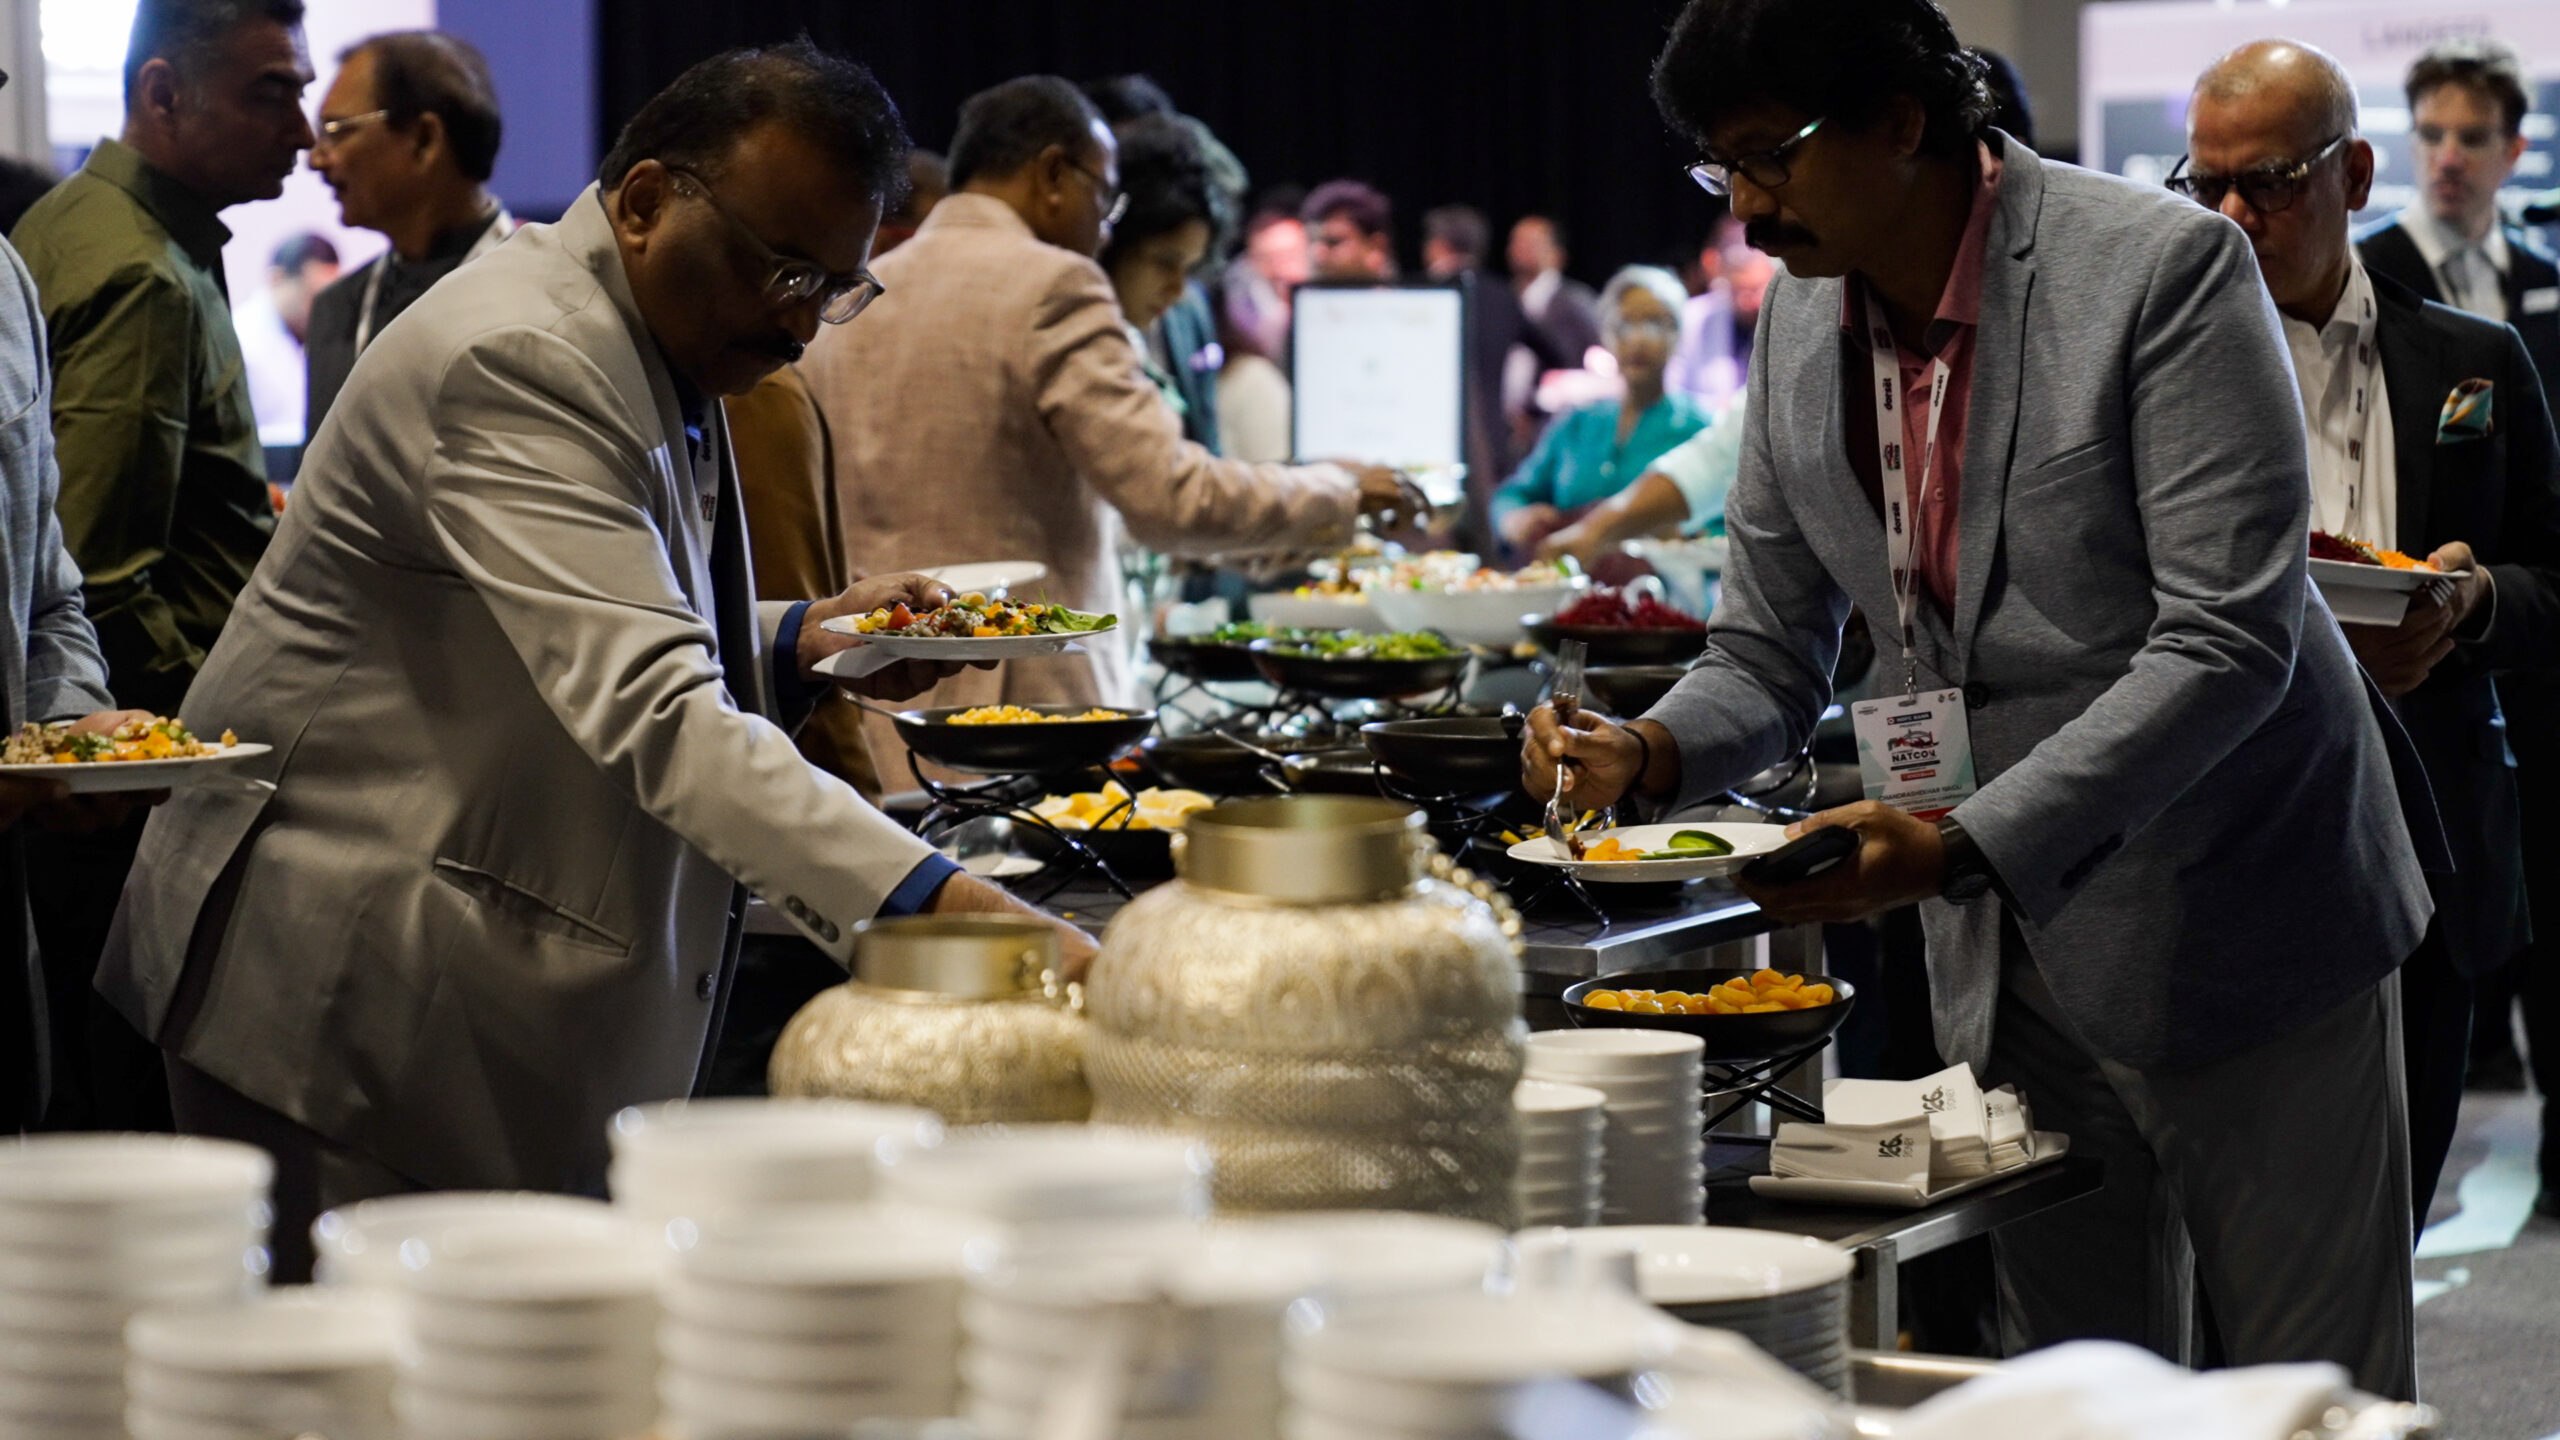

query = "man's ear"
[[611, 159, 673, 248], [1888, 94, 1930, 160], [132, 57, 184, 129], [413, 111, 447, 168], [2344, 138, 2376, 213]]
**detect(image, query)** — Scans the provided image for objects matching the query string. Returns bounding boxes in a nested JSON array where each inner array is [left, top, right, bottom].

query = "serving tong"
[[1542, 639, 1588, 860]]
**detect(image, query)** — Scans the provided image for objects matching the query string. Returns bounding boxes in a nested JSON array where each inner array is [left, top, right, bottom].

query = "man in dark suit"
[[2189, 40, 2560, 1223], [2359, 43, 2560, 1167]]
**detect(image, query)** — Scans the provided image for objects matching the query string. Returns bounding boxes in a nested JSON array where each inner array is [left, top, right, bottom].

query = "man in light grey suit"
[[1529, 0, 2432, 1397], [95, 42, 1089, 1277], [0, 221, 158, 1132]]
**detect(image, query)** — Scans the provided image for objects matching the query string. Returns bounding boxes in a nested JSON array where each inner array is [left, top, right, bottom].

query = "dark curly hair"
[[1098, 113, 1236, 274], [599, 39, 910, 206], [1652, 0, 1994, 160]]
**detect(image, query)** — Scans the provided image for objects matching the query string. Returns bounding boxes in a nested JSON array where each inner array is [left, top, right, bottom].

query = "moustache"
[[751, 334, 807, 364], [1743, 219, 1817, 252]]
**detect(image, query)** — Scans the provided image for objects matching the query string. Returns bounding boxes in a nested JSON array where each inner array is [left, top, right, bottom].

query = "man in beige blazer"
[[95, 44, 1084, 1278], [800, 76, 1421, 780]]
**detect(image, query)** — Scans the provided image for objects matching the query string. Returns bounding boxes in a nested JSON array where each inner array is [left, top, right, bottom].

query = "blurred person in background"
[[801, 77, 1424, 771], [1509, 213, 1601, 362], [234, 232, 337, 484], [1425, 203, 1580, 552], [1667, 215, 1774, 410], [1218, 195, 1309, 460], [1087, 75, 1243, 455], [0, 158, 58, 236], [1304, 179, 1395, 281], [1974, 47, 2035, 151], [304, 29, 511, 438], [873, 149, 947, 256], [1533, 391, 1747, 567], [2354, 35, 2560, 1215], [10, 0, 309, 1131], [1492, 265, 1708, 556]]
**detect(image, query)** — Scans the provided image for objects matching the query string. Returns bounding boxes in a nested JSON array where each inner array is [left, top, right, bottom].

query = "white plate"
[[1506, 822, 1790, 882], [1511, 1080, 1607, 1115], [1748, 1132, 2072, 1209], [0, 744, 271, 795], [1528, 1226, 1851, 1305], [921, 561, 1049, 597], [2309, 558, 2464, 627], [812, 629, 1104, 667], [125, 1288, 395, 1373], [1526, 1031, 1704, 1062], [312, 1193, 613, 1293]]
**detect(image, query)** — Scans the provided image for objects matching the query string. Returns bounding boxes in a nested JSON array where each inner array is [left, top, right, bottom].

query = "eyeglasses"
[[667, 167, 885, 325], [1686, 117, 1826, 196], [313, 108, 390, 151], [1069, 159, 1130, 228], [2163, 134, 2348, 215]]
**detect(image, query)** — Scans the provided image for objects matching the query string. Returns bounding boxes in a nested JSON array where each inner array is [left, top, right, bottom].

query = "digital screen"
[[1290, 284, 1468, 472]]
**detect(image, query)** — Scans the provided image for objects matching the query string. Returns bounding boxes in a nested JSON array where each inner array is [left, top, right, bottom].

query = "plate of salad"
[[817, 594, 1117, 663]]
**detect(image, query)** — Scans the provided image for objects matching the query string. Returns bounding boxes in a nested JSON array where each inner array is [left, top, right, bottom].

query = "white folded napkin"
[[1824, 1064, 1992, 1182], [1985, 1084, 2036, 1169], [1769, 1116, 1933, 1193], [1892, 1340, 2354, 1440]]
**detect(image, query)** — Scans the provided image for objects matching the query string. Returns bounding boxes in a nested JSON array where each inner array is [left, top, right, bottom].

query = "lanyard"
[[353, 209, 517, 354], [1864, 287, 1953, 701]]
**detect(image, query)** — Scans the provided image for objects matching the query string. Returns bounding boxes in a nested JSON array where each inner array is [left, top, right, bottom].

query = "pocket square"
[[2438, 378, 2493, 443]]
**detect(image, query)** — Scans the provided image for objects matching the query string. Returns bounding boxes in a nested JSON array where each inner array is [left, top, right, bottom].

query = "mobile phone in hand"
[[1738, 825, 1859, 886]]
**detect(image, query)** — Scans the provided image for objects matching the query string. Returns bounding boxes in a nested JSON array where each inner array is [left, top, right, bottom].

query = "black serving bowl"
[[1248, 639, 1469, 699], [1582, 665, 1690, 719], [1138, 733, 1280, 794], [1561, 967, 1858, 1062], [1020, 821, 1177, 881], [1282, 746, 1388, 796], [1148, 635, 1268, 684], [891, 705, 1158, 776], [1524, 616, 1710, 668], [1359, 716, 1524, 796]]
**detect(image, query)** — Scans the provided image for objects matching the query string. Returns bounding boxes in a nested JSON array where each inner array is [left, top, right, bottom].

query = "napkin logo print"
[[1878, 1133, 1913, 1159], [1921, 1086, 1948, 1114]]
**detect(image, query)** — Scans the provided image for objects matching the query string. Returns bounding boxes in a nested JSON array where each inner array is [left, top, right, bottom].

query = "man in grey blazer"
[[1529, 0, 2432, 1396], [95, 42, 1088, 1277]]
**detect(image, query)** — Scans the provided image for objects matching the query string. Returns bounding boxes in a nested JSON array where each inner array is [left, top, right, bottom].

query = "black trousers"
[[29, 812, 169, 1132], [2397, 923, 2469, 1226]]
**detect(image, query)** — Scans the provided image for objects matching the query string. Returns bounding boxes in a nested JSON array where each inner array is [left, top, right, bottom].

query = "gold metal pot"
[[768, 914, 1092, 1125], [1085, 797, 1526, 1225]]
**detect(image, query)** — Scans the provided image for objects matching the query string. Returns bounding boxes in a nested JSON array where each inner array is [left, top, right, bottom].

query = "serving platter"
[[0, 743, 272, 795], [813, 626, 1110, 665], [2308, 557, 2466, 627], [1505, 821, 1790, 883]]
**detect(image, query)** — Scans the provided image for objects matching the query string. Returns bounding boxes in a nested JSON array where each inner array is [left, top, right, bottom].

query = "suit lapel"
[[2375, 285, 2440, 550], [1951, 140, 2043, 662]]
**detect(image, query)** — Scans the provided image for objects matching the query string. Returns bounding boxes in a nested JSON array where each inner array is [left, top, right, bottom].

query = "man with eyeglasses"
[[9, 0, 311, 1134], [302, 30, 513, 442], [1525, 0, 2433, 1394], [95, 42, 1094, 1281], [2185, 40, 2560, 1231], [802, 77, 1423, 756]]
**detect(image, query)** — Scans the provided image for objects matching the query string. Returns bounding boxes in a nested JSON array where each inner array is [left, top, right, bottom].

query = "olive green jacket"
[[9, 139, 273, 713]]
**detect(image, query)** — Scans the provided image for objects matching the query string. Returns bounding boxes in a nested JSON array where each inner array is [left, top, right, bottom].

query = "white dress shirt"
[[2282, 257, 2398, 548], [2401, 205, 2512, 324]]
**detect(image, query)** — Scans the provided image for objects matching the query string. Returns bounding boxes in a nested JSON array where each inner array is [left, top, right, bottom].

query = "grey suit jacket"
[[96, 189, 939, 1192], [1648, 138, 2434, 1073], [0, 235, 115, 1125]]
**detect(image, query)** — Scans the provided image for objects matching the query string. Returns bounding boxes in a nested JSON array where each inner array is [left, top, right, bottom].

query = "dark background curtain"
[[596, 0, 1716, 285]]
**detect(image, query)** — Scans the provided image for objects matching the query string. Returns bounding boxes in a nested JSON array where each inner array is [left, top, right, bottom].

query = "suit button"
[[695, 972, 716, 1001], [1962, 682, 1990, 709], [819, 920, 840, 942], [785, 896, 809, 920]]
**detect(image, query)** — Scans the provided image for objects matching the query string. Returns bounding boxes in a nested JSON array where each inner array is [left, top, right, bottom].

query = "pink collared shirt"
[[1841, 140, 2005, 616]]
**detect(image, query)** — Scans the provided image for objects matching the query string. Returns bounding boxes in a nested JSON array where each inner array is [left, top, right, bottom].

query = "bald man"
[[2184, 42, 2560, 1229]]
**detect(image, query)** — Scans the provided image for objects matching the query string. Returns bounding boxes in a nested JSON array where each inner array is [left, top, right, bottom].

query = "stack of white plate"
[[963, 1214, 1504, 1440], [0, 1135, 270, 1440], [1523, 1032, 1705, 1225], [657, 1209, 984, 1438], [1512, 1080, 1605, 1227], [311, 1192, 618, 1292], [607, 1097, 944, 1245], [1282, 1288, 1686, 1440], [873, 1126, 1211, 1242], [391, 1215, 661, 1440], [1536, 1225, 1855, 1399], [125, 1287, 397, 1440]]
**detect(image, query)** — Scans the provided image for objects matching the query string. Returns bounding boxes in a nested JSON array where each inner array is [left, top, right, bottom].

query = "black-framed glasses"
[[2163, 134, 2348, 215], [1686, 116, 1825, 196], [1068, 159, 1130, 228], [667, 166, 885, 325]]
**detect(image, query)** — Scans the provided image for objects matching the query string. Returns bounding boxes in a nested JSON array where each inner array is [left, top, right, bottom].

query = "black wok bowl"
[[892, 705, 1157, 776], [1524, 616, 1710, 668], [1149, 635, 1267, 684], [1138, 733, 1283, 795], [1562, 967, 1858, 1062], [1283, 746, 1388, 796], [1021, 821, 1176, 881], [1359, 716, 1525, 795], [1582, 665, 1690, 719], [1248, 640, 1469, 699]]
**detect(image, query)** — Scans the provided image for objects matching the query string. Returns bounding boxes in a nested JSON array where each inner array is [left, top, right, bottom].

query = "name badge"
[[2525, 286, 2560, 317], [1851, 688, 1979, 821]]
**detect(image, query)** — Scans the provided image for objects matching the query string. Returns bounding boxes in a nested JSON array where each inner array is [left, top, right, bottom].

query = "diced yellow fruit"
[[1584, 991, 1625, 1011], [1743, 1001, 1786, 1013]]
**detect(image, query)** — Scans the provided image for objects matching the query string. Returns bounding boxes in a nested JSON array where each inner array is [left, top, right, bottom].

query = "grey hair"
[[2195, 39, 2360, 145], [1599, 264, 1691, 338]]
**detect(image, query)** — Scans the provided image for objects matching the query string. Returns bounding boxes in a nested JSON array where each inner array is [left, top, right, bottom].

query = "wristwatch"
[[1936, 815, 1997, 905]]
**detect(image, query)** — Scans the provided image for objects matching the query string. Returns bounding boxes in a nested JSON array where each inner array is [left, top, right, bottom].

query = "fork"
[[1543, 639, 1589, 859]]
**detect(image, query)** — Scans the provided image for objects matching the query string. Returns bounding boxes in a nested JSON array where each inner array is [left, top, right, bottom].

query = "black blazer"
[[2368, 268, 2560, 977], [2360, 213, 2560, 419]]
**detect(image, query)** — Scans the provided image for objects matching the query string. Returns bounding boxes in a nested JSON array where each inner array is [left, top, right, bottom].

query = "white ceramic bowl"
[[1247, 592, 1382, 633], [126, 1289, 394, 1376], [677, 1207, 984, 1290], [1210, 1213, 1506, 1300], [875, 1126, 1210, 1227], [658, 1320, 955, 1386], [1283, 1352, 1516, 1430], [0, 1199, 261, 1252], [607, 1098, 940, 1230], [1512, 1079, 1608, 1114], [0, 1324, 124, 1379], [122, 1407, 279, 1440], [1541, 1226, 1851, 1305], [402, 1292, 659, 1354], [0, 1275, 247, 1337], [1287, 1290, 1679, 1386], [658, 1367, 940, 1433], [663, 1272, 947, 1339], [124, 1360, 392, 1431], [1526, 1030, 1704, 1062], [1368, 579, 1588, 649], [401, 1337, 653, 1399], [395, 1215, 656, 1306], [391, 1381, 656, 1440], [0, 1365, 123, 1421], [311, 1192, 614, 1291], [0, 1137, 271, 1211]]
